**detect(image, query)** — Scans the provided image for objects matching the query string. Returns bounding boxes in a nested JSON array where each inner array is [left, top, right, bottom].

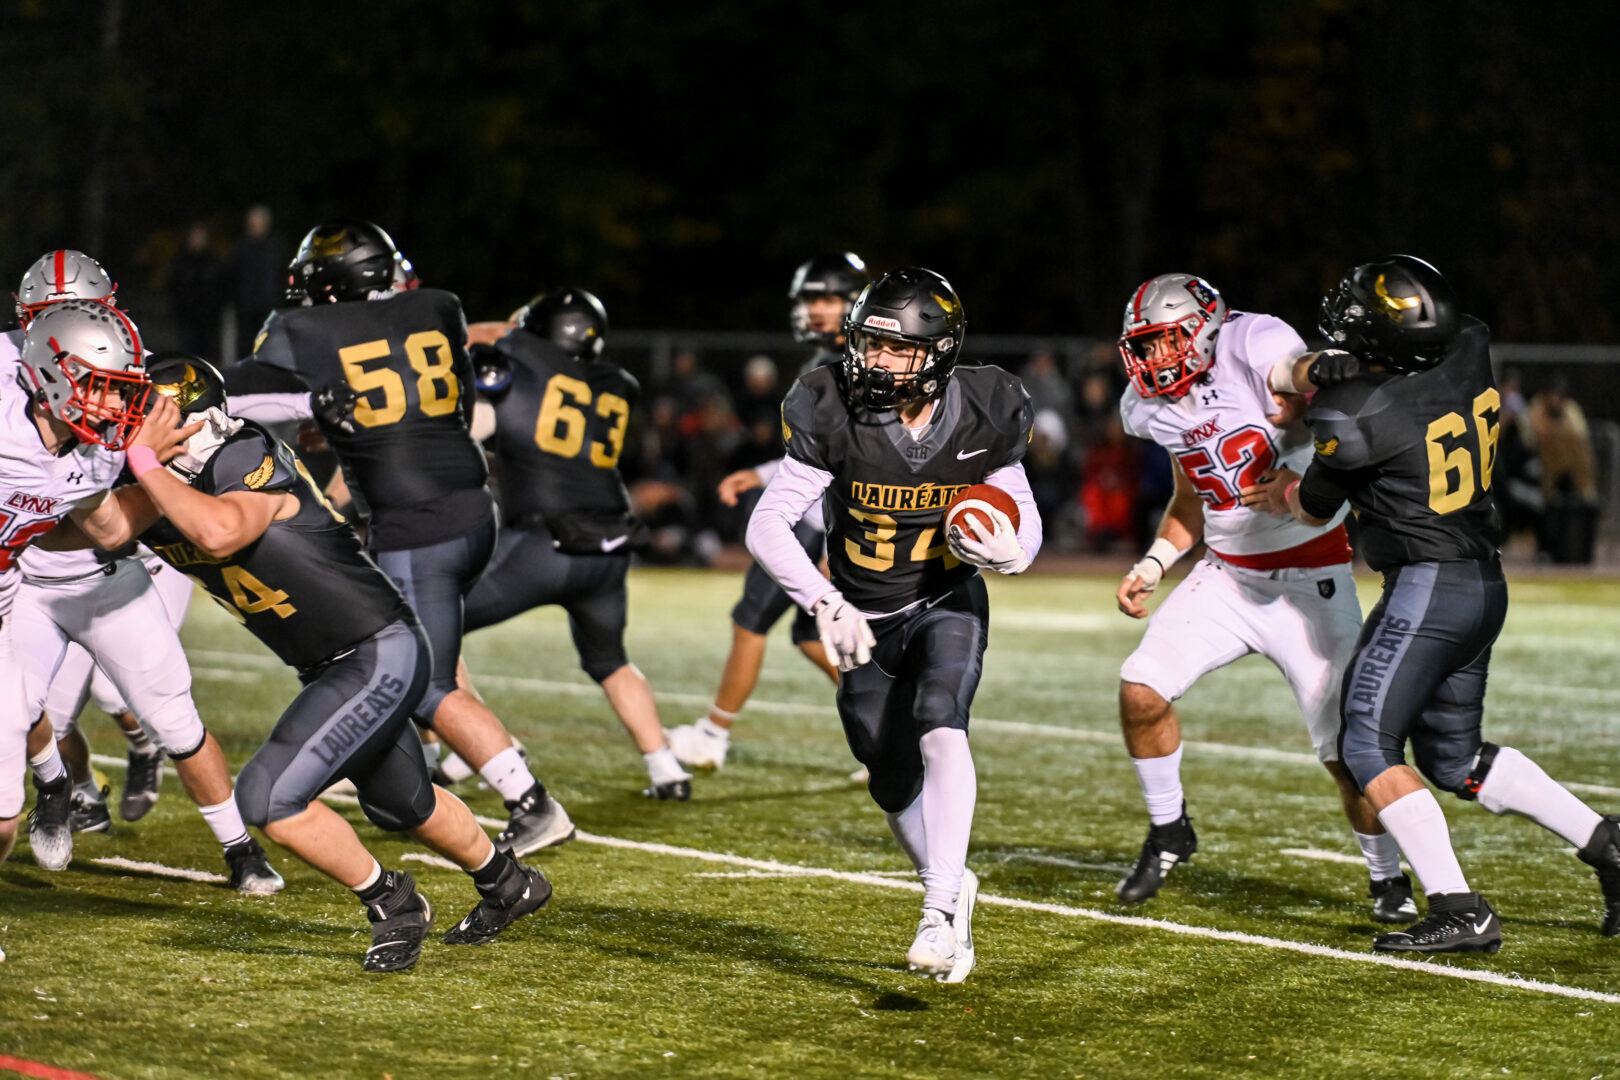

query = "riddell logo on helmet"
[[863, 316, 902, 331]]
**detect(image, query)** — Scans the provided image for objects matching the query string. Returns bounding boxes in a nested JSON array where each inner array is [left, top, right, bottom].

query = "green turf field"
[[3, 569, 1618, 1079]]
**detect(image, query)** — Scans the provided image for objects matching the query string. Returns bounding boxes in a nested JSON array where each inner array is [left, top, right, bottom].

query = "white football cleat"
[[942, 869, 978, 984], [906, 908, 958, 976], [665, 719, 729, 770]]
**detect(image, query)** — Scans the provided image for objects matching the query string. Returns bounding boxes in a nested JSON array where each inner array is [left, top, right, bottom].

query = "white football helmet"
[[1118, 273, 1228, 398], [19, 299, 149, 449], [15, 249, 117, 327]]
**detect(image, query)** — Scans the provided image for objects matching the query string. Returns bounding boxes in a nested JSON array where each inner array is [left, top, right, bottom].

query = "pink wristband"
[[1284, 479, 1301, 506], [127, 445, 161, 478]]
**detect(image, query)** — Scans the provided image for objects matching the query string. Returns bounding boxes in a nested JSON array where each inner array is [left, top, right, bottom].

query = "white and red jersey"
[[1119, 311, 1350, 568], [0, 340, 125, 616]]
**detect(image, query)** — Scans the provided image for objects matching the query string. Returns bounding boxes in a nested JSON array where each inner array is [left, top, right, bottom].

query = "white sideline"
[[80, 754, 1620, 1004], [92, 856, 227, 884]]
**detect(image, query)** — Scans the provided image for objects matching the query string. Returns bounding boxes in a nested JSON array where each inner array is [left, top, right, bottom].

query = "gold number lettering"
[[535, 374, 591, 457], [910, 525, 960, 569], [591, 392, 630, 468], [338, 339, 407, 427], [405, 330, 459, 417], [1425, 412, 1474, 514], [1473, 388, 1500, 492], [845, 508, 897, 571], [221, 566, 297, 619]]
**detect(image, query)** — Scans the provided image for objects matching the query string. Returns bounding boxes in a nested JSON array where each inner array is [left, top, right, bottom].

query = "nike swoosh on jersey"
[[956, 448, 989, 460], [600, 535, 630, 552]]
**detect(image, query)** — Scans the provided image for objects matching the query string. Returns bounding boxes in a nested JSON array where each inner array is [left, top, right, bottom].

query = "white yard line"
[[401, 853, 462, 871], [92, 857, 226, 884], [1282, 847, 1381, 867]]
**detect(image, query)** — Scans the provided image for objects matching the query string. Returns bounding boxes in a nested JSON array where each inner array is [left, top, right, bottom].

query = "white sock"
[[886, 796, 929, 874], [1474, 745, 1604, 848], [644, 746, 690, 785], [441, 751, 475, 783], [697, 717, 731, 742], [1354, 829, 1404, 880], [1131, 744, 1185, 825], [918, 728, 976, 915], [29, 741, 67, 785], [199, 798, 250, 849], [479, 746, 536, 803], [352, 858, 383, 894], [124, 726, 155, 755], [1377, 789, 1469, 896]]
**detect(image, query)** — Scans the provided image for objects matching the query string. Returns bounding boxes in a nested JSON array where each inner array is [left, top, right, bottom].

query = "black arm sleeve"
[[1297, 458, 1369, 521]]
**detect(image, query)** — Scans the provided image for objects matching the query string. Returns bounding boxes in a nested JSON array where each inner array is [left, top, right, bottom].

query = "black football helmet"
[[145, 352, 227, 416], [789, 252, 870, 346], [840, 267, 966, 410], [516, 288, 608, 360], [288, 219, 401, 304], [1319, 254, 1460, 373]]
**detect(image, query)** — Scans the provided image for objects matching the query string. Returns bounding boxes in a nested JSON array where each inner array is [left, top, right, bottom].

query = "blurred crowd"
[[136, 208, 1604, 567]]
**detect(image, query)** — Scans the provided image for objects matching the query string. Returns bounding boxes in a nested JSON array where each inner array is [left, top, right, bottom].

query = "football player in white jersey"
[[0, 298, 161, 868], [1109, 273, 1412, 923]]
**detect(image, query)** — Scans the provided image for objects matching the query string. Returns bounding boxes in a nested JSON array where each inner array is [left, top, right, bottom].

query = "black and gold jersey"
[[483, 330, 637, 526], [231, 288, 491, 551], [782, 364, 1033, 613], [1299, 317, 1503, 571], [142, 422, 411, 671]]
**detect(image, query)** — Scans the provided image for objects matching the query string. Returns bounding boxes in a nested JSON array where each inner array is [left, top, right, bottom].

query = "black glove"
[[1310, 349, 1366, 388], [470, 343, 512, 395], [312, 381, 361, 437]]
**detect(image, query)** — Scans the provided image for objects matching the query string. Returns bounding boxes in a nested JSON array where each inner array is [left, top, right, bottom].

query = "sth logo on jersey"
[[244, 456, 277, 490], [849, 480, 969, 513], [1315, 437, 1339, 457]]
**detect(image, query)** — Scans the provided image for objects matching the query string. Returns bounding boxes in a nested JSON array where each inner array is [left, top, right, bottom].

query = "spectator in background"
[[1021, 347, 1076, 433], [230, 203, 284, 357], [167, 221, 227, 357], [1524, 377, 1599, 563], [733, 354, 782, 430], [1025, 409, 1076, 549], [1079, 414, 1139, 552]]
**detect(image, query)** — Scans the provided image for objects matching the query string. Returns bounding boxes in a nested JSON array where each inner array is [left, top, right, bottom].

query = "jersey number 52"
[[1174, 426, 1275, 512]]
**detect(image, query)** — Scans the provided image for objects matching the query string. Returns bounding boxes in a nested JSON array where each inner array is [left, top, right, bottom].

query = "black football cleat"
[[1369, 873, 1420, 924], [27, 773, 74, 871], [444, 859, 552, 946], [642, 778, 692, 801], [1117, 805, 1197, 904], [69, 785, 112, 835], [121, 748, 164, 821], [494, 784, 575, 857], [1577, 815, 1620, 937], [1373, 891, 1501, 954], [224, 837, 285, 896], [361, 871, 434, 973]]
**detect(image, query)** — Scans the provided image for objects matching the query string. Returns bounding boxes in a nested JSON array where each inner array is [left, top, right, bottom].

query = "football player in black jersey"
[[1244, 255, 1620, 952], [60, 357, 552, 973], [225, 221, 571, 857], [668, 253, 867, 772], [747, 267, 1042, 983], [461, 288, 693, 799]]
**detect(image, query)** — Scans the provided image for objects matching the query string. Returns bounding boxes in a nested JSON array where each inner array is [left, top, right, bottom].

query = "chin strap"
[[167, 406, 245, 481]]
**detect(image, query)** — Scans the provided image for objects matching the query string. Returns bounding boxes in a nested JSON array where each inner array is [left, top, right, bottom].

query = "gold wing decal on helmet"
[[1373, 274, 1422, 319], [1315, 437, 1339, 456]]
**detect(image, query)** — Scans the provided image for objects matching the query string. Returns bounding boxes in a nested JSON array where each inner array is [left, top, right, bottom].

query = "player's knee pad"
[[1337, 718, 1403, 792], [233, 762, 273, 830], [45, 711, 77, 738], [1119, 651, 1182, 706], [867, 764, 924, 815], [357, 788, 435, 833], [1417, 736, 1490, 799], [143, 698, 207, 759], [581, 649, 629, 685]]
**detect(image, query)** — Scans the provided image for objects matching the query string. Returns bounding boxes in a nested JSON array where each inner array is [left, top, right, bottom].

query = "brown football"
[[944, 483, 1020, 544]]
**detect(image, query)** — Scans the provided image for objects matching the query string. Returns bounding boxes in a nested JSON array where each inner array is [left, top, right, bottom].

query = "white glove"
[[948, 507, 1030, 575], [813, 591, 876, 672]]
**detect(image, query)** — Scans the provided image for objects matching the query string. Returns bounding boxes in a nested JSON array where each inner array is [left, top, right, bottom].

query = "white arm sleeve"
[[225, 392, 314, 424], [745, 455, 836, 612], [985, 462, 1043, 565], [753, 457, 783, 487]]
